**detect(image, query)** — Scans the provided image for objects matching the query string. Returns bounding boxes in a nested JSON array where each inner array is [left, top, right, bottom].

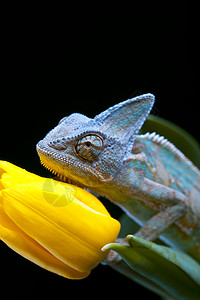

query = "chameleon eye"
[[76, 134, 104, 161]]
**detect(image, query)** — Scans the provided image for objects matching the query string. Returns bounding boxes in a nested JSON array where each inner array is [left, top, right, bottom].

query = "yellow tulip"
[[0, 161, 120, 279]]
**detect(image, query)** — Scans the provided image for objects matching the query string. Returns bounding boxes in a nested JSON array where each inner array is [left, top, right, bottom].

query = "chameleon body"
[[36, 94, 200, 262]]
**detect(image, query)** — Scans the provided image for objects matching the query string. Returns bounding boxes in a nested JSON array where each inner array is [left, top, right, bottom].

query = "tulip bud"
[[0, 161, 120, 279]]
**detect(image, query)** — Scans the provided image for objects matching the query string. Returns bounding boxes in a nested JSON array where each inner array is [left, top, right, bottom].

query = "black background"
[[1, 3, 198, 298]]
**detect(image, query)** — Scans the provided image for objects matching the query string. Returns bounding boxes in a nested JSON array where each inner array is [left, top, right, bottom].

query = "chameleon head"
[[36, 94, 155, 187], [36, 117, 124, 186]]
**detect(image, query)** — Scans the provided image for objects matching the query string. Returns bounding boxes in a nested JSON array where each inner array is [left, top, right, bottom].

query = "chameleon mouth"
[[39, 159, 69, 182], [36, 142, 84, 183]]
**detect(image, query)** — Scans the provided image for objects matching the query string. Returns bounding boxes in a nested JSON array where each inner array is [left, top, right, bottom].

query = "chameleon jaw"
[[39, 158, 68, 182]]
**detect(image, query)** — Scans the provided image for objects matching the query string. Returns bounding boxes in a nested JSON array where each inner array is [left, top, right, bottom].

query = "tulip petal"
[[0, 161, 40, 183], [0, 160, 120, 278], [0, 203, 89, 279], [40, 178, 110, 215], [0, 160, 110, 216], [2, 182, 120, 272]]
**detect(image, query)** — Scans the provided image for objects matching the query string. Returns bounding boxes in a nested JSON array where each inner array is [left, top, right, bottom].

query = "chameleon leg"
[[138, 177, 189, 206], [103, 201, 186, 265], [134, 178, 189, 241], [104, 180, 188, 265], [105, 203, 186, 265], [135, 203, 186, 241]]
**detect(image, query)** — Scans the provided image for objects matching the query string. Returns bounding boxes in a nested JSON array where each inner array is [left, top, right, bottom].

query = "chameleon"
[[36, 93, 200, 263]]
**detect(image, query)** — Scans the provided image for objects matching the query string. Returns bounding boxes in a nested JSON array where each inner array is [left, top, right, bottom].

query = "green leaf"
[[103, 235, 200, 300]]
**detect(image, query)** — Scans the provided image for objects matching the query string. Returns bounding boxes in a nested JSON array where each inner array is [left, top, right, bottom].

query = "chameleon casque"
[[36, 94, 200, 262]]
